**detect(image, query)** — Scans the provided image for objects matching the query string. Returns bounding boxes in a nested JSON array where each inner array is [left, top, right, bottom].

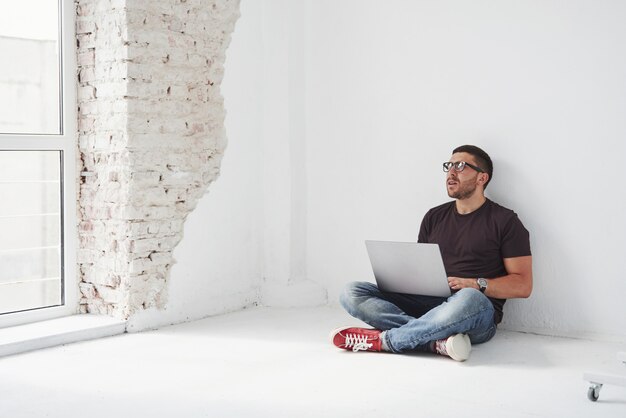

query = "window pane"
[[0, 151, 62, 314], [0, 1, 60, 135]]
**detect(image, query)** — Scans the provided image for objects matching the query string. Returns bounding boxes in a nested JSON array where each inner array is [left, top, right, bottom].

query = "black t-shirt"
[[418, 199, 531, 324]]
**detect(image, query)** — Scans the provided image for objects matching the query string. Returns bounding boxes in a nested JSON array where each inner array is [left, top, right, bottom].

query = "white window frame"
[[0, 0, 77, 328]]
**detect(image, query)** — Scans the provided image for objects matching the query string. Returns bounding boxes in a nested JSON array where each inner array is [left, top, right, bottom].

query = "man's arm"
[[447, 255, 533, 299]]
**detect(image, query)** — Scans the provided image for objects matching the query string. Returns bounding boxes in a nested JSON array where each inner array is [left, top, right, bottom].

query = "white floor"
[[1, 307, 625, 418]]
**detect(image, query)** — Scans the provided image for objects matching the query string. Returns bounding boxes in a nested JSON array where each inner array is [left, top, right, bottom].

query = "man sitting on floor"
[[330, 145, 532, 361]]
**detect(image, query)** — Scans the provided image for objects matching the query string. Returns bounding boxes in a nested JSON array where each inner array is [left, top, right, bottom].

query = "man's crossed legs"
[[330, 282, 497, 361]]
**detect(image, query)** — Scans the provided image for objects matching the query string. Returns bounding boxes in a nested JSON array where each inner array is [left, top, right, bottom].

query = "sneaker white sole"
[[329, 326, 353, 346], [446, 334, 471, 361]]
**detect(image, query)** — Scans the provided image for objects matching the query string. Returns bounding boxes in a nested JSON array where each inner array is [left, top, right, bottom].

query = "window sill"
[[0, 314, 127, 357]]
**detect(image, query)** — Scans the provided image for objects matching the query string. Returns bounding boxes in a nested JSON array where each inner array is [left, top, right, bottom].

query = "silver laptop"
[[365, 240, 451, 297]]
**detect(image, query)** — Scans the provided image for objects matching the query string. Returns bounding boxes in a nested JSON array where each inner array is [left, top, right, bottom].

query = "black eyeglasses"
[[442, 161, 485, 173]]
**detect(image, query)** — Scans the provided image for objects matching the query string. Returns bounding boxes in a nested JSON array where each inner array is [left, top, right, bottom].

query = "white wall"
[[303, 0, 626, 340], [257, 0, 326, 306], [162, 0, 626, 340]]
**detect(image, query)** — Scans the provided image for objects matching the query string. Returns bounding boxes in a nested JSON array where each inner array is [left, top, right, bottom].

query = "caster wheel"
[[587, 385, 601, 402]]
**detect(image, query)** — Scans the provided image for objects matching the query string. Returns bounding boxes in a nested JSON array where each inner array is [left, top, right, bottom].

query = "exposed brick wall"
[[76, 0, 240, 319]]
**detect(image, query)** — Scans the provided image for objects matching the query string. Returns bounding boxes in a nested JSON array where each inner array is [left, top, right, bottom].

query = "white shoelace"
[[435, 338, 448, 356], [345, 333, 373, 352]]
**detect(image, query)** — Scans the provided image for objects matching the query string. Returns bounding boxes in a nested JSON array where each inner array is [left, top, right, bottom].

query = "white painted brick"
[[78, 85, 97, 101], [91, 269, 122, 288], [130, 171, 161, 187], [77, 0, 241, 318], [128, 255, 168, 275], [94, 284, 124, 304], [76, 2, 96, 17], [79, 282, 97, 299], [95, 82, 128, 99], [76, 19, 96, 35], [130, 238, 161, 254], [159, 171, 200, 186], [148, 251, 172, 266], [77, 33, 96, 50], [128, 186, 168, 205], [77, 49, 95, 66]]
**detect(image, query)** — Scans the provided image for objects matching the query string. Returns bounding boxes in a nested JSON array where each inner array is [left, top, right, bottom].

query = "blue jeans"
[[340, 281, 497, 353]]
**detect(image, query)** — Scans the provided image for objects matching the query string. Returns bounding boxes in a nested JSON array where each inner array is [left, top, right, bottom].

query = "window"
[[0, 0, 76, 326]]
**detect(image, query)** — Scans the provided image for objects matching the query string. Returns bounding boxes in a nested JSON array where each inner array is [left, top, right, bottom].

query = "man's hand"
[[448, 277, 479, 291]]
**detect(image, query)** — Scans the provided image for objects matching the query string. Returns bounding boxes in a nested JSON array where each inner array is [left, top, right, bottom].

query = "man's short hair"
[[452, 145, 493, 189]]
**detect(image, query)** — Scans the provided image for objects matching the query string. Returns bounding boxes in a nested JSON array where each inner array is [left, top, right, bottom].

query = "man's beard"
[[447, 181, 477, 200]]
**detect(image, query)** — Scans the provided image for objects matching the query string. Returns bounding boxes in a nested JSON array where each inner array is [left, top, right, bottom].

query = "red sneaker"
[[330, 326, 383, 352]]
